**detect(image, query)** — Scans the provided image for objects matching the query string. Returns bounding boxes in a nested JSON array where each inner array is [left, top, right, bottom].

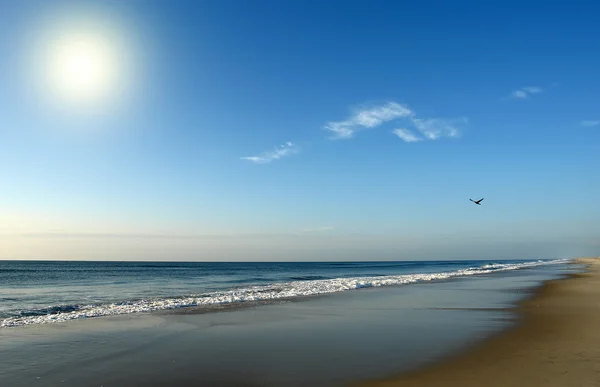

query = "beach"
[[0, 258, 592, 386], [357, 257, 600, 387]]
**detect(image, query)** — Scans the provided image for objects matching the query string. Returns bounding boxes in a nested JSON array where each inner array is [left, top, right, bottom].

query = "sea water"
[[0, 258, 571, 328]]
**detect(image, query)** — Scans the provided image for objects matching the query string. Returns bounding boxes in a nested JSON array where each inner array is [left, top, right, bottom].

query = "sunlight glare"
[[27, 5, 140, 115], [48, 33, 117, 103]]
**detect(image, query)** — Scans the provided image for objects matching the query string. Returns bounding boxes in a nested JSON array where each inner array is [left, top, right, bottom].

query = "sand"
[[356, 257, 600, 387]]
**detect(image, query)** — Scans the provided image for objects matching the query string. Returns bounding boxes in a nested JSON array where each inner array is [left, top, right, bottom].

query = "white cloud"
[[411, 117, 465, 140], [522, 86, 543, 94], [241, 141, 300, 164], [324, 101, 466, 143], [511, 86, 543, 99], [581, 120, 600, 127], [324, 102, 413, 139], [392, 128, 422, 142], [511, 90, 528, 99]]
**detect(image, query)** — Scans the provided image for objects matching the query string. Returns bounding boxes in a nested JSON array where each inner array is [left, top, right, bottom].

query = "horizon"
[[1, 0, 599, 261], [0, 257, 565, 263]]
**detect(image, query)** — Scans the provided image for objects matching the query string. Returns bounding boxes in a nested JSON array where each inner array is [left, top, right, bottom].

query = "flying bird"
[[470, 198, 484, 205]]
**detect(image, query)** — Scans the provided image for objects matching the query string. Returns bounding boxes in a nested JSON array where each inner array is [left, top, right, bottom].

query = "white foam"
[[0, 259, 571, 328]]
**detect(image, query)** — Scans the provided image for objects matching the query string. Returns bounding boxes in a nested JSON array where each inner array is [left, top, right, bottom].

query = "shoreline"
[[0, 259, 582, 386], [354, 257, 600, 387], [1, 258, 567, 329]]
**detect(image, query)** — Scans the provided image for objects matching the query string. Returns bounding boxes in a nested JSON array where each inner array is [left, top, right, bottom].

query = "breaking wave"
[[1, 258, 571, 328]]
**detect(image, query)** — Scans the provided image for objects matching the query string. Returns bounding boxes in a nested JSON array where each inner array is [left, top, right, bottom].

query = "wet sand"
[[356, 257, 600, 387]]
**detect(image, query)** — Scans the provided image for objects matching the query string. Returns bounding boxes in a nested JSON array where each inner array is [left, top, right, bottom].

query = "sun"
[[23, 5, 140, 117], [46, 33, 118, 104]]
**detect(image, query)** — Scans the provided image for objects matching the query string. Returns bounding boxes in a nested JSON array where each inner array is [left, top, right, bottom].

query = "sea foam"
[[0, 259, 570, 328]]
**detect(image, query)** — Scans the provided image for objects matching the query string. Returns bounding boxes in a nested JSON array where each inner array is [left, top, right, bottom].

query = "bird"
[[470, 198, 484, 205]]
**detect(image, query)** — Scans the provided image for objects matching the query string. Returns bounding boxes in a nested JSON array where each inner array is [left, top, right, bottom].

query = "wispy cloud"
[[511, 90, 528, 99], [392, 128, 422, 143], [522, 86, 543, 94], [241, 142, 300, 164], [324, 102, 413, 139], [581, 120, 600, 127], [510, 86, 543, 99], [411, 117, 465, 140], [325, 101, 467, 143]]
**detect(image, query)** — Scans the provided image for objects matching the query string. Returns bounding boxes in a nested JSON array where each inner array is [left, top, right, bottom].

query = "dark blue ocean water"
[[0, 258, 570, 327]]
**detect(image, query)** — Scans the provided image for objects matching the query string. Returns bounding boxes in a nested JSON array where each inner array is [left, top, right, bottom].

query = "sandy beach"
[[2, 259, 572, 387], [0, 259, 590, 387], [357, 257, 600, 387]]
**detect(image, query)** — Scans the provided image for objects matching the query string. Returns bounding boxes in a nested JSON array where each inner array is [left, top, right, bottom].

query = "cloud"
[[241, 141, 300, 164], [324, 102, 413, 139], [411, 117, 465, 140], [581, 120, 600, 127], [392, 128, 422, 142], [522, 86, 543, 94], [511, 90, 528, 99], [511, 86, 543, 99], [324, 101, 467, 143]]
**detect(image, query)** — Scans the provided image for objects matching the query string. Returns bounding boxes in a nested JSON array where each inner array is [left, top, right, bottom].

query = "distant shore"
[[355, 257, 600, 387]]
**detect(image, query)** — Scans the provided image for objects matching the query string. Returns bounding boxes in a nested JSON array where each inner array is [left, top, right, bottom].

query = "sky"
[[0, 0, 599, 261]]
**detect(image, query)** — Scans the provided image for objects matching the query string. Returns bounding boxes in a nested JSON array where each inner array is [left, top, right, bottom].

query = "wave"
[[0, 259, 571, 328]]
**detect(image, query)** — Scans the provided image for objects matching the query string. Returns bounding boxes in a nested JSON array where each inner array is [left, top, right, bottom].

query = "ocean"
[[0, 258, 572, 328]]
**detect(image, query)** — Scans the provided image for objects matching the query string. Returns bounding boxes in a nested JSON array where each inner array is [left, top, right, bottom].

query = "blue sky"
[[0, 0, 599, 260]]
